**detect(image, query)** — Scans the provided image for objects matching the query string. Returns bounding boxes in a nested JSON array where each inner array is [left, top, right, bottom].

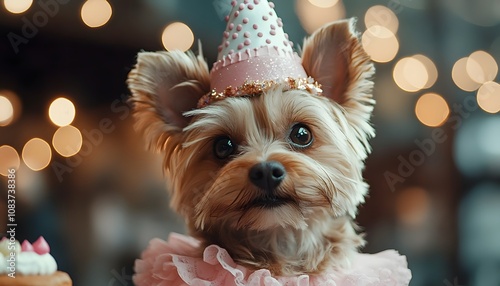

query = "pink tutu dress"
[[133, 233, 412, 286]]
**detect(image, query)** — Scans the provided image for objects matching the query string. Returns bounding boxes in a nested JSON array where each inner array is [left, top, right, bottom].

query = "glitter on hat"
[[208, 0, 309, 99]]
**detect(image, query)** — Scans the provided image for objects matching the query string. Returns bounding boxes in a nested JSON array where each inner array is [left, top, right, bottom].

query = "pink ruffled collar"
[[134, 233, 411, 286]]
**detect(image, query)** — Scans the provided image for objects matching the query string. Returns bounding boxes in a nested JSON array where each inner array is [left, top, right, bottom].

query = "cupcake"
[[0, 236, 72, 286]]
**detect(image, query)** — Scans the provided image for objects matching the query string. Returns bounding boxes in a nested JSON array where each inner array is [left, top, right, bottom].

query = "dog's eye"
[[289, 124, 313, 148], [214, 136, 236, 159]]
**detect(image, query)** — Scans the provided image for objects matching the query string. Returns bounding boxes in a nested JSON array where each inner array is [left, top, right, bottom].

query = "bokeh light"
[[413, 54, 438, 89], [393, 57, 429, 92], [0, 96, 14, 126], [22, 138, 52, 171], [0, 90, 22, 126], [455, 117, 500, 177], [295, 0, 345, 34], [49, 97, 76, 127], [52, 125, 83, 157], [308, 0, 339, 8], [361, 25, 399, 63], [466, 50, 498, 84], [459, 183, 500, 277], [161, 22, 195, 52], [478, 117, 500, 158], [364, 5, 399, 34], [3, 0, 32, 14], [415, 93, 450, 127], [0, 145, 20, 176], [477, 81, 500, 113], [452, 57, 482, 92], [81, 0, 113, 28], [396, 187, 430, 226]]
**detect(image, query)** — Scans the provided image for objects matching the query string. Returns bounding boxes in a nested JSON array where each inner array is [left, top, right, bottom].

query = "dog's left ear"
[[302, 18, 375, 148]]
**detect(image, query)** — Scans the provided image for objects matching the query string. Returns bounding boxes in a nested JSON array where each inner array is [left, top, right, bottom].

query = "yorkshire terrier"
[[127, 17, 375, 276]]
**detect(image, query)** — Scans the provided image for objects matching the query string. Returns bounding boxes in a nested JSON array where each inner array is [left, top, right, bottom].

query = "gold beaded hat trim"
[[197, 77, 323, 108]]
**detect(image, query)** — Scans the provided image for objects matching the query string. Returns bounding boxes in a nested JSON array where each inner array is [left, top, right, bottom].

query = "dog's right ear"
[[127, 50, 210, 152]]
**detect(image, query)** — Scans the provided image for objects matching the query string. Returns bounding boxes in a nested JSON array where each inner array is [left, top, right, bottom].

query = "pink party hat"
[[198, 0, 322, 108]]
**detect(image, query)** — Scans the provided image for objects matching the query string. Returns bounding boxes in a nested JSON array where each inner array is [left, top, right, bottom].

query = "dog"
[[127, 16, 375, 276]]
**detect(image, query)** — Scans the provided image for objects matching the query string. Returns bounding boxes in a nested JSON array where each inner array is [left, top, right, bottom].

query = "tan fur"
[[128, 19, 375, 276], [302, 18, 376, 153]]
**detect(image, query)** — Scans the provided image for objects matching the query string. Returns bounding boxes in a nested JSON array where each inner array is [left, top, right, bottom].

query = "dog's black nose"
[[248, 161, 286, 191]]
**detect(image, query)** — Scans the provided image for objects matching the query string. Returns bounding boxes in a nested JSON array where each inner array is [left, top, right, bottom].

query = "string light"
[[393, 57, 428, 92], [81, 0, 113, 28], [415, 93, 450, 127], [48, 97, 76, 127], [364, 5, 399, 34], [466, 50, 498, 84], [161, 22, 195, 52], [0, 145, 20, 176], [412, 54, 438, 89], [0, 96, 14, 126], [3, 0, 32, 14], [52, 125, 83, 157], [22, 138, 52, 171], [361, 25, 399, 63], [477, 81, 500, 113], [295, 0, 345, 34], [452, 57, 482, 92], [0, 90, 21, 127]]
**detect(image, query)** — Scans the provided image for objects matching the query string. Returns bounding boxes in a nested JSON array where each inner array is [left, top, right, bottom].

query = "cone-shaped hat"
[[198, 0, 321, 107]]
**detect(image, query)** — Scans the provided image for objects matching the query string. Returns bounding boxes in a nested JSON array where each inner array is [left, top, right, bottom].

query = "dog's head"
[[128, 19, 374, 233]]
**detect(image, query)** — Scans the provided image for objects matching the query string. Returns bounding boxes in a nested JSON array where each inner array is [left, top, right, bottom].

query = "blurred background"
[[0, 0, 499, 285]]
